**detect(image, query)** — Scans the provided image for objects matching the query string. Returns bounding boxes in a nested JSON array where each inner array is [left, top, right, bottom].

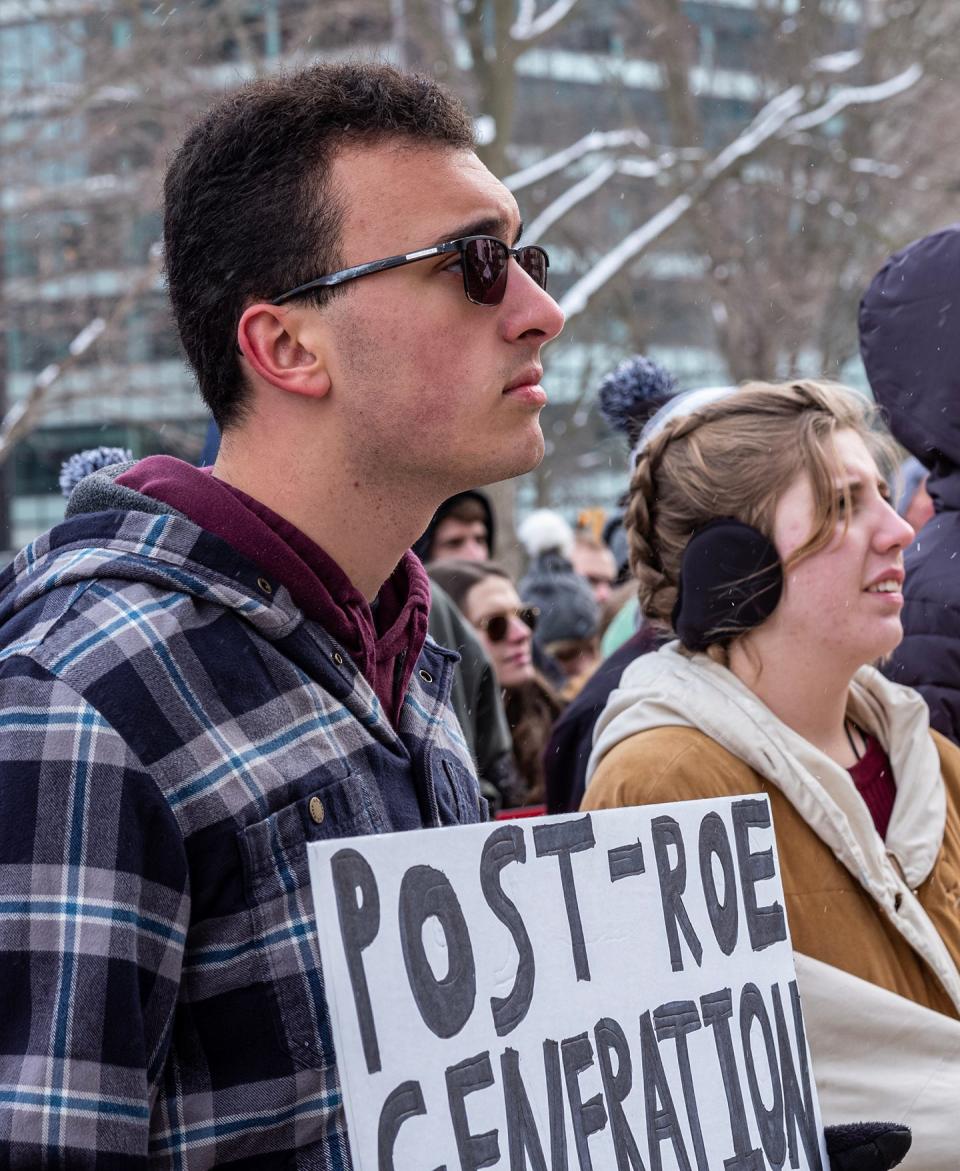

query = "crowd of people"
[[412, 364, 952, 839], [2, 56, 959, 1170]]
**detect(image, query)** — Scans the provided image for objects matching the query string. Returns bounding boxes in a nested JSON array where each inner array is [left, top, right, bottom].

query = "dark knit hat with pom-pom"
[[59, 446, 133, 499], [598, 354, 678, 449]]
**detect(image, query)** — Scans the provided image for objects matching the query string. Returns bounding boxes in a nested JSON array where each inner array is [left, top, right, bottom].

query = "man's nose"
[[501, 260, 565, 344]]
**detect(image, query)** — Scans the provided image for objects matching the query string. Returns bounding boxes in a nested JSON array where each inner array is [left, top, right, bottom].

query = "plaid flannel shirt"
[[0, 506, 484, 1168]]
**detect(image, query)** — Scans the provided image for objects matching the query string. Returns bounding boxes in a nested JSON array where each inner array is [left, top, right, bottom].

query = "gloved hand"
[[825, 1122, 911, 1171]]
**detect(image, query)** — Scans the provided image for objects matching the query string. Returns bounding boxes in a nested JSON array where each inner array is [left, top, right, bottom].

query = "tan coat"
[[583, 722, 960, 1017], [583, 642, 960, 1163]]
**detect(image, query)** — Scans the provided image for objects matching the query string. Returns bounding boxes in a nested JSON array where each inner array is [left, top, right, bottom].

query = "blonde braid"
[[625, 410, 706, 628]]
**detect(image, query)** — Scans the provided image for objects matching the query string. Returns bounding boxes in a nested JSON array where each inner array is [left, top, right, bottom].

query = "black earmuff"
[[671, 518, 783, 652]]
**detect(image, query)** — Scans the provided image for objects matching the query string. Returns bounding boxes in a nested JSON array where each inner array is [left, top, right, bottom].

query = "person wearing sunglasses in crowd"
[[582, 379, 960, 1165], [0, 63, 564, 1167], [429, 560, 564, 808], [423, 577, 523, 811]]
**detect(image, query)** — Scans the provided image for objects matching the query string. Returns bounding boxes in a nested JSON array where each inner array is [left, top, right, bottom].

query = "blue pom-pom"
[[59, 446, 133, 498], [598, 355, 678, 441]]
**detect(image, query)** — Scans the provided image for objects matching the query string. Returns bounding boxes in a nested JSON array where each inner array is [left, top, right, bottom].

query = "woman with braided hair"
[[582, 379, 960, 1164]]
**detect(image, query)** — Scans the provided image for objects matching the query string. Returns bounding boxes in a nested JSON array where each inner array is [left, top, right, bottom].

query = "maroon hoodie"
[[116, 456, 430, 726]]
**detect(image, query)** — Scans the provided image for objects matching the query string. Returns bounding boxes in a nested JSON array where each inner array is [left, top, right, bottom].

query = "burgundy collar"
[[116, 456, 430, 722]]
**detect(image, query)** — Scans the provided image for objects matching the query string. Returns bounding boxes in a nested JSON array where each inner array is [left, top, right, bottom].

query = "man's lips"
[[504, 368, 543, 392], [504, 366, 543, 391], [503, 368, 546, 406]]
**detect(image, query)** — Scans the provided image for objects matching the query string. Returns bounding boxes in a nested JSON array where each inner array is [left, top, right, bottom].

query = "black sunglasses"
[[476, 605, 539, 643], [271, 235, 549, 307]]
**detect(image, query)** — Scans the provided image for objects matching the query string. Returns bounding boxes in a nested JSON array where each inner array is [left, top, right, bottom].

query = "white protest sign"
[[307, 796, 827, 1171]]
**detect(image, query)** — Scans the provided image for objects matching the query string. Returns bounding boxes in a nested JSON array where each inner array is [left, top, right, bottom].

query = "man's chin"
[[504, 427, 546, 478], [439, 428, 545, 498]]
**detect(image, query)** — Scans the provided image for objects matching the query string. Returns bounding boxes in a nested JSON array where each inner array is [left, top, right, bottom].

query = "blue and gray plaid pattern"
[[0, 508, 484, 1168]]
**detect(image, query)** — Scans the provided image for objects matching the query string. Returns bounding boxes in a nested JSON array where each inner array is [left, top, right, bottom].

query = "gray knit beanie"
[[519, 551, 599, 645]]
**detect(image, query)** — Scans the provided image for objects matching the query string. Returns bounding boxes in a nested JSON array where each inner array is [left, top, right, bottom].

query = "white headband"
[[630, 386, 736, 468]]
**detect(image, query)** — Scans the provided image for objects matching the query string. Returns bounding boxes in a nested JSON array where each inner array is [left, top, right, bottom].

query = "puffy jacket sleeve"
[[884, 632, 960, 746], [0, 661, 190, 1168], [882, 516, 960, 747]]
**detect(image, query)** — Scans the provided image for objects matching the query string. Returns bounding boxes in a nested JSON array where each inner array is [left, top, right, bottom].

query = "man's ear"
[[237, 302, 331, 399]]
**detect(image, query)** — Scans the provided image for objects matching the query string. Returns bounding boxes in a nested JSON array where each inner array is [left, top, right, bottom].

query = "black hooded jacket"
[[412, 490, 495, 564], [860, 223, 960, 742]]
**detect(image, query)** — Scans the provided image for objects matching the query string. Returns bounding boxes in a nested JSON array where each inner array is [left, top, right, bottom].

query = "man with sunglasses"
[[0, 62, 562, 1167]]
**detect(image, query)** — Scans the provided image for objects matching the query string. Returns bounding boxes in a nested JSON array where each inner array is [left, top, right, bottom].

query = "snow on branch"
[[849, 157, 903, 178], [702, 85, 805, 181], [788, 63, 923, 131], [511, 0, 582, 41], [0, 401, 28, 436], [558, 63, 922, 323], [560, 90, 808, 317], [525, 150, 703, 241], [505, 128, 650, 191], [560, 193, 693, 319], [0, 249, 162, 466], [513, 0, 536, 32], [0, 318, 107, 461], [619, 147, 705, 176], [525, 160, 617, 242], [69, 318, 107, 357], [810, 50, 862, 74]]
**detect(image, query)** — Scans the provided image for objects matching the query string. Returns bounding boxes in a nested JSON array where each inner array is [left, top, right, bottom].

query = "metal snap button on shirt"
[[308, 796, 325, 825], [257, 577, 273, 595], [419, 669, 433, 683], [332, 651, 344, 666]]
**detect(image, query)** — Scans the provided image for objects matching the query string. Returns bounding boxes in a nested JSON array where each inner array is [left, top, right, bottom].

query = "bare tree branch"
[[524, 149, 701, 241], [504, 128, 650, 190], [524, 160, 618, 241], [787, 63, 923, 132], [558, 62, 924, 321], [0, 252, 163, 466], [510, 0, 582, 41]]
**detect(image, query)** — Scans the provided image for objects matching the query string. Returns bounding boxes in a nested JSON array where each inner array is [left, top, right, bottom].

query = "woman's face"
[[765, 428, 915, 671], [465, 576, 535, 689]]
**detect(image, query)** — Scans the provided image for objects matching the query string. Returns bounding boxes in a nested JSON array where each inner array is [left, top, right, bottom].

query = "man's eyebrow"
[[429, 217, 523, 246]]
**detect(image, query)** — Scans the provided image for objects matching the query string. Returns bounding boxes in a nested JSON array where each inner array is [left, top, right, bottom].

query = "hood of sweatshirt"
[[48, 456, 430, 722], [588, 641, 945, 892], [412, 489, 496, 564], [0, 502, 294, 648]]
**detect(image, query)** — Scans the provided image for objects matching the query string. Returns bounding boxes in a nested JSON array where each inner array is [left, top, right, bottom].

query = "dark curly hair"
[[164, 61, 474, 429]]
